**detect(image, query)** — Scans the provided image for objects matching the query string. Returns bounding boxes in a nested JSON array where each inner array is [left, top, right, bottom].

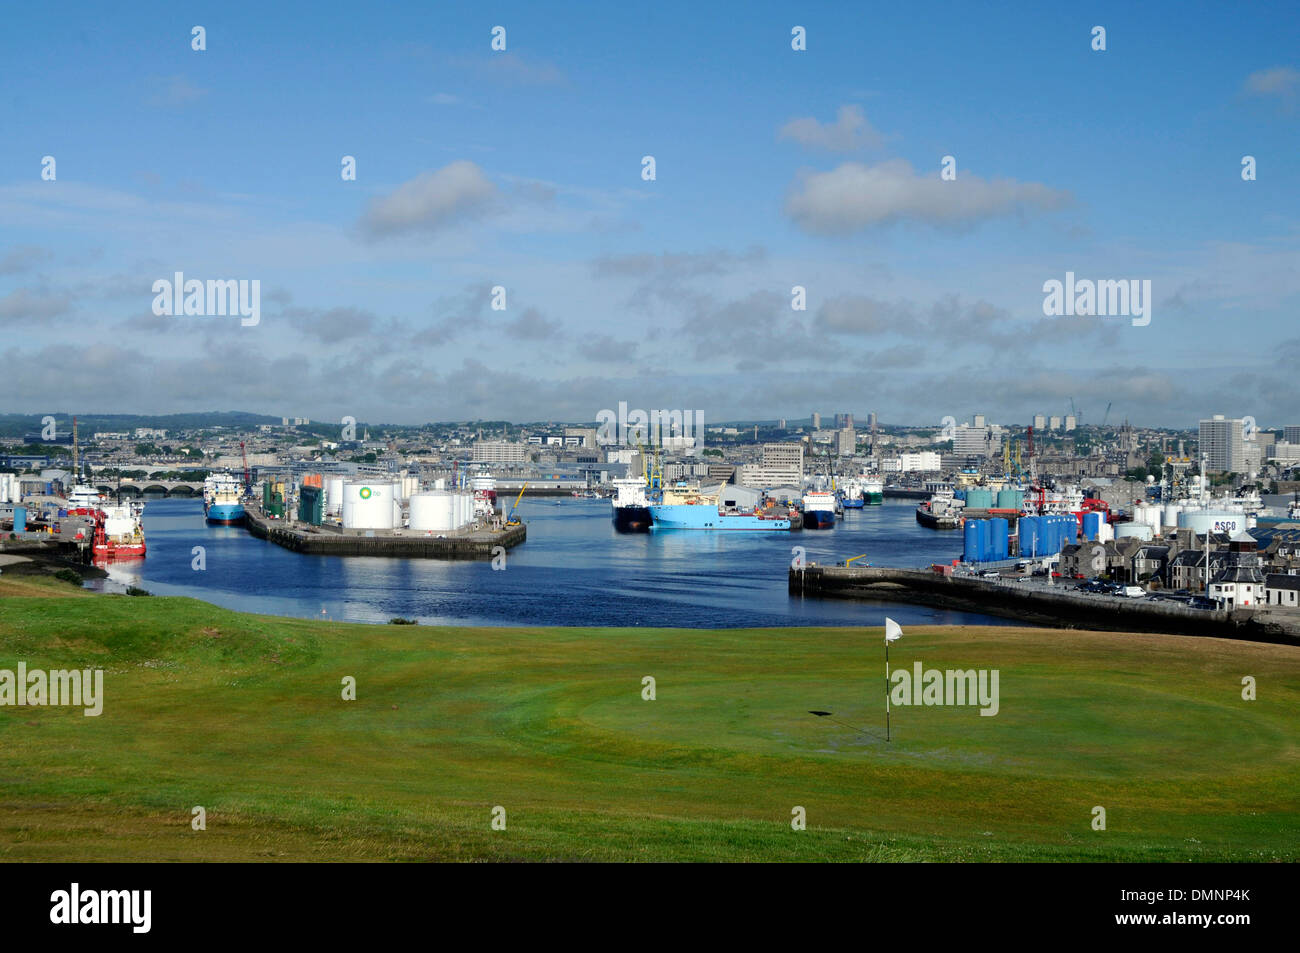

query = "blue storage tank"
[[991, 517, 1009, 560], [1044, 517, 1058, 554], [980, 520, 992, 562], [13, 505, 26, 534], [1020, 516, 1039, 556], [1083, 512, 1101, 541], [964, 520, 980, 562]]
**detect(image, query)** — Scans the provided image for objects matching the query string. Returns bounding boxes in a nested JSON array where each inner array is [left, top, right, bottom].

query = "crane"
[[1101, 401, 1113, 427], [505, 483, 528, 526], [239, 441, 251, 495]]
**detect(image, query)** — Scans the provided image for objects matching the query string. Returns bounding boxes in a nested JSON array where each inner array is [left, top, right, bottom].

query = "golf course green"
[[1, 575, 1296, 861]]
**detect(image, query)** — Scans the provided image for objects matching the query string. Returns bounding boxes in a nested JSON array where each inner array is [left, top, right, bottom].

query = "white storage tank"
[[1178, 509, 1245, 536], [409, 491, 456, 531], [1164, 503, 1182, 528], [326, 477, 345, 515], [341, 481, 396, 529], [1098, 522, 1114, 542], [400, 475, 419, 500], [1115, 522, 1153, 541]]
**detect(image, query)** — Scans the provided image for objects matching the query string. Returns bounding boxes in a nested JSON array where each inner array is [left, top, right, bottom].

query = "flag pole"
[[885, 635, 891, 743]]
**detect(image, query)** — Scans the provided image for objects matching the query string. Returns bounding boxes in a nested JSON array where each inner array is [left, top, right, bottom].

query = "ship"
[[801, 490, 837, 529], [92, 500, 147, 561], [916, 486, 964, 529], [649, 502, 791, 531], [862, 477, 884, 505], [840, 480, 864, 509], [471, 472, 498, 518], [611, 477, 653, 532], [203, 473, 246, 525]]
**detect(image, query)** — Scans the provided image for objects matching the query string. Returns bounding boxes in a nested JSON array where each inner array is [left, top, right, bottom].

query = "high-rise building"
[[1064, 415, 1077, 432], [953, 425, 1001, 458], [1033, 414, 1046, 431], [1199, 415, 1246, 473], [834, 413, 854, 430], [867, 412, 878, 430], [738, 443, 804, 487], [811, 412, 821, 430], [1048, 415, 1062, 431], [837, 428, 856, 455], [973, 414, 986, 428], [1284, 425, 1300, 445]]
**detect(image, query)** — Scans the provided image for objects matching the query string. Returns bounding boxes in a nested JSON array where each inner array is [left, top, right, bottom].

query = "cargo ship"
[[649, 502, 791, 531], [801, 490, 837, 529], [840, 481, 864, 509], [203, 473, 246, 525], [916, 486, 963, 529], [863, 477, 884, 505]]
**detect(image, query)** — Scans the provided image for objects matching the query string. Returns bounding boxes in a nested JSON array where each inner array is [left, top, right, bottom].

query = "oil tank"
[[409, 491, 456, 531], [964, 520, 980, 562], [966, 489, 993, 510], [1164, 503, 1182, 529], [342, 481, 396, 529], [325, 477, 345, 515], [990, 517, 1009, 560], [996, 489, 1023, 510], [1177, 509, 1244, 536], [1020, 516, 1039, 557], [1083, 512, 1102, 541], [1116, 523, 1154, 540]]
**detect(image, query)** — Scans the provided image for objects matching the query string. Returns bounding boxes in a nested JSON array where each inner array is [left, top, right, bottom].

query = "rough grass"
[[1, 577, 1296, 861]]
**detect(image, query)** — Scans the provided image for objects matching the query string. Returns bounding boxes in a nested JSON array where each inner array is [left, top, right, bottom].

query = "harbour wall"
[[244, 505, 525, 560], [789, 565, 1300, 645]]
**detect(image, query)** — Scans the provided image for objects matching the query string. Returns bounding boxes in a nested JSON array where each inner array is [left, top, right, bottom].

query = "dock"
[[789, 564, 1300, 644], [243, 505, 526, 559]]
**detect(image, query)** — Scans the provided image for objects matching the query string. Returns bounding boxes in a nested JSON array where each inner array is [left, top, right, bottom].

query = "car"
[[1121, 586, 1146, 598], [981, 570, 1000, 579]]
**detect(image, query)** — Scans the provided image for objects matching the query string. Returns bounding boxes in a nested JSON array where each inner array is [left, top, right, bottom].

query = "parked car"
[[1121, 586, 1146, 598]]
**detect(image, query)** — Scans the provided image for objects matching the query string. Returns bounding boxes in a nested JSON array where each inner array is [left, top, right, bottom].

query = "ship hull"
[[863, 492, 884, 505], [802, 510, 836, 529], [649, 504, 790, 531], [841, 498, 865, 509], [613, 504, 653, 532], [205, 502, 246, 525], [916, 505, 960, 529]]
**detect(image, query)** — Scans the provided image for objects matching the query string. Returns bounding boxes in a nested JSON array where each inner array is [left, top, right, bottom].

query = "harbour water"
[[89, 497, 1013, 628]]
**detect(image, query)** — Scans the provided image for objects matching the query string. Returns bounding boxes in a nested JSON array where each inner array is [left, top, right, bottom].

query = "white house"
[[1264, 573, 1300, 608]]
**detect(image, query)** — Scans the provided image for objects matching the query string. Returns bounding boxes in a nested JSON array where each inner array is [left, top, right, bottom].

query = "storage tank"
[[990, 518, 1009, 560], [964, 520, 980, 562], [325, 477, 344, 515], [1098, 521, 1115, 542], [342, 481, 396, 529], [458, 491, 474, 527], [1083, 512, 1102, 541], [966, 489, 993, 510], [12, 505, 26, 534], [1020, 516, 1039, 557], [1177, 509, 1244, 536], [409, 491, 456, 531], [1116, 522, 1154, 541], [399, 475, 419, 500], [996, 489, 1023, 510], [1164, 503, 1182, 529]]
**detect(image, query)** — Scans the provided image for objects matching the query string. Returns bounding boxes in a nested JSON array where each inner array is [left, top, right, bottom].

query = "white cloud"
[[778, 105, 885, 152], [359, 161, 498, 238], [784, 159, 1071, 235]]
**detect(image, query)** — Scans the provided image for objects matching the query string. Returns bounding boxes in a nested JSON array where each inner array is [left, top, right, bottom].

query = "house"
[[1264, 573, 1300, 608], [1207, 531, 1266, 608]]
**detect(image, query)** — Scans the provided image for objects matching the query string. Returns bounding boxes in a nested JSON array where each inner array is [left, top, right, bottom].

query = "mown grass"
[[1, 576, 1297, 861]]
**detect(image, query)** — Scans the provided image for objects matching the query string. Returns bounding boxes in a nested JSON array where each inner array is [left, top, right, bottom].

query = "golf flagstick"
[[884, 617, 903, 742]]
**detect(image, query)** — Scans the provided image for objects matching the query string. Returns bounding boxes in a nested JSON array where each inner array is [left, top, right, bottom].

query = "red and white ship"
[[92, 501, 147, 561]]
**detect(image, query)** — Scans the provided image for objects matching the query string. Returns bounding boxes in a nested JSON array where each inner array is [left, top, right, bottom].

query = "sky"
[[1, 0, 1298, 429]]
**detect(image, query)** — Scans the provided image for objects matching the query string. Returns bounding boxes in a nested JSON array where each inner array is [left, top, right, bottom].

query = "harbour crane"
[[239, 441, 252, 495], [1101, 401, 1113, 427], [505, 483, 528, 526]]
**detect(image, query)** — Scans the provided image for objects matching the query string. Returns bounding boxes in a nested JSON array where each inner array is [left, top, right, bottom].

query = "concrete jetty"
[[789, 564, 1300, 645], [244, 505, 525, 560]]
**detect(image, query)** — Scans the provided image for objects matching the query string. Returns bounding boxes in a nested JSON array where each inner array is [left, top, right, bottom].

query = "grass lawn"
[[1, 575, 1296, 861]]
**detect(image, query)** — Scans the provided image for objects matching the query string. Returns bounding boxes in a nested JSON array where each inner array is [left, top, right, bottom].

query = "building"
[[836, 428, 856, 455], [1285, 426, 1300, 445], [471, 441, 529, 464], [973, 414, 986, 428], [738, 443, 803, 487], [811, 413, 821, 430], [1033, 414, 1046, 431], [1199, 415, 1246, 472], [1064, 415, 1077, 432], [880, 451, 942, 473], [564, 427, 598, 449], [1271, 442, 1300, 465], [1264, 573, 1300, 608], [834, 413, 854, 430], [1048, 416, 1061, 431], [953, 424, 1002, 459]]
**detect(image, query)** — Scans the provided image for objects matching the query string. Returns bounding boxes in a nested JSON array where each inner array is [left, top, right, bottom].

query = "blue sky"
[[1, 0, 1297, 428]]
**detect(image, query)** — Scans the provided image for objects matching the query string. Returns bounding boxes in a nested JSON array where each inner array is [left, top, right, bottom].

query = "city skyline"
[[2, 1, 1297, 426]]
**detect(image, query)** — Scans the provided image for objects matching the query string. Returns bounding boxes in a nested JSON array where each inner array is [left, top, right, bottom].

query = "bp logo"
[[359, 486, 372, 499]]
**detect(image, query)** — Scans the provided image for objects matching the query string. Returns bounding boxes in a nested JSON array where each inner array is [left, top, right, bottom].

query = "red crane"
[[239, 440, 251, 494]]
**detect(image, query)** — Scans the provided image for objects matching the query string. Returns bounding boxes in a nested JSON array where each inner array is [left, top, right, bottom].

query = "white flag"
[[884, 617, 903, 642]]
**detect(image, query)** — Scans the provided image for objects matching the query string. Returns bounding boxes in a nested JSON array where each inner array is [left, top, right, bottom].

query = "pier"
[[243, 505, 526, 559], [789, 564, 1300, 644]]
